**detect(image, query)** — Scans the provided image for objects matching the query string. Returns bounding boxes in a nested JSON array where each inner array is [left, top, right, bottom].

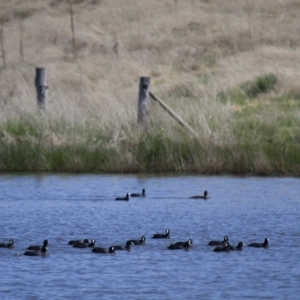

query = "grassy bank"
[[1, 0, 300, 175]]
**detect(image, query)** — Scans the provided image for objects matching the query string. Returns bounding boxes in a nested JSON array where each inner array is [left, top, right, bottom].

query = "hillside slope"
[[0, 0, 300, 174]]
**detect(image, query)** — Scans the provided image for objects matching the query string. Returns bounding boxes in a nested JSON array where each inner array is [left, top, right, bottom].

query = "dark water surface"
[[0, 174, 299, 299]]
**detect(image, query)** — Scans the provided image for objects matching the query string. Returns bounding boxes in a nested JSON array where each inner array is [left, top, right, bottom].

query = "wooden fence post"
[[137, 77, 151, 124], [19, 22, 24, 63], [35, 67, 48, 111], [69, 0, 75, 49], [0, 27, 7, 69]]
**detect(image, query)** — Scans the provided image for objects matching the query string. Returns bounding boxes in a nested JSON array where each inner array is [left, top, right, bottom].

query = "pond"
[[0, 174, 299, 299]]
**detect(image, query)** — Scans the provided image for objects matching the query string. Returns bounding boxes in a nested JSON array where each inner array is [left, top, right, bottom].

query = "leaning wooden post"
[[35, 67, 48, 111], [137, 77, 151, 124], [150, 91, 198, 137]]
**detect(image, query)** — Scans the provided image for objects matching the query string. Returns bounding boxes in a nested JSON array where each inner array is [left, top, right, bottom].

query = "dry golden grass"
[[0, 0, 299, 115], [0, 0, 300, 174], [0, 4, 298, 95]]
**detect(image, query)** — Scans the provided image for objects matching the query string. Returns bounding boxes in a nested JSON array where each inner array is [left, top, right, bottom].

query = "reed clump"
[[0, 0, 300, 175]]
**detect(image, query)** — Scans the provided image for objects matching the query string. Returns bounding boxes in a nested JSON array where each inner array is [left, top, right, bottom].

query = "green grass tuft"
[[241, 73, 278, 98]]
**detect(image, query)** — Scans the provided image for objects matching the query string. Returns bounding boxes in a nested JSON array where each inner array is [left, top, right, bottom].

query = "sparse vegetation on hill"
[[0, 0, 300, 175]]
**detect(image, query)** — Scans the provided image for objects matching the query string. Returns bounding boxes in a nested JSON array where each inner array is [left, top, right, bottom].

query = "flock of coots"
[[0, 232, 269, 257], [115, 189, 146, 201], [0, 189, 268, 256], [209, 236, 269, 252], [115, 189, 209, 201]]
